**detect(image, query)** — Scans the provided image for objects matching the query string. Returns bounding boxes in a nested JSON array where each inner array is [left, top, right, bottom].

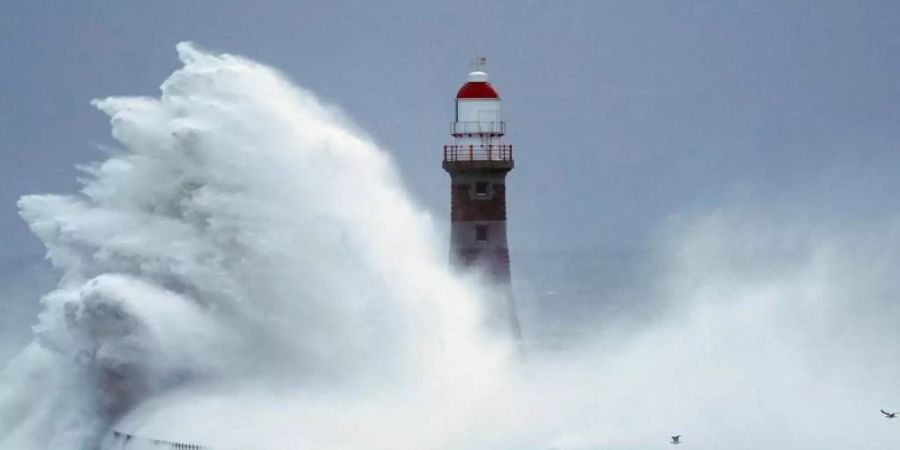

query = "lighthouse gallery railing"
[[443, 144, 513, 162], [450, 121, 505, 136]]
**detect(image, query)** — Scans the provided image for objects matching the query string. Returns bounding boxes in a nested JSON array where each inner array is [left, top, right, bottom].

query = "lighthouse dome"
[[456, 71, 499, 99], [468, 71, 488, 82]]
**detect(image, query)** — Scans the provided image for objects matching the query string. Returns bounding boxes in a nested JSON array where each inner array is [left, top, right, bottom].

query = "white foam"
[[2, 42, 510, 449], [4, 43, 900, 450]]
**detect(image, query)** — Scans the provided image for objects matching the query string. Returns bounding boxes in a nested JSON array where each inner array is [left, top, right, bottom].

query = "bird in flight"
[[671, 435, 682, 445], [881, 409, 898, 419]]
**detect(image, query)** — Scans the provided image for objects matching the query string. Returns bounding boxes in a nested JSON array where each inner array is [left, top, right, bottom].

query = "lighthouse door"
[[478, 110, 499, 135], [478, 109, 498, 123]]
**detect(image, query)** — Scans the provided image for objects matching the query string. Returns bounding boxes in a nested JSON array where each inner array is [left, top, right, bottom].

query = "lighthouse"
[[443, 67, 522, 339]]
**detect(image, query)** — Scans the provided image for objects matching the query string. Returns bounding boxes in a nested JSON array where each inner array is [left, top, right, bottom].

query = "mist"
[[1, 43, 899, 450]]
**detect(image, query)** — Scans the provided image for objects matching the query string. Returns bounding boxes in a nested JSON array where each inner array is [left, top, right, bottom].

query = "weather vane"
[[471, 56, 488, 71]]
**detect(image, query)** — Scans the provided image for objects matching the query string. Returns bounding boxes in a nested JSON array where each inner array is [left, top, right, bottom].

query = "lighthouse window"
[[475, 225, 489, 242], [475, 182, 489, 196]]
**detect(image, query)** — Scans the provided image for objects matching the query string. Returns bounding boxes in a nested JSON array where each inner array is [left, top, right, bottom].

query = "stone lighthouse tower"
[[443, 68, 522, 339]]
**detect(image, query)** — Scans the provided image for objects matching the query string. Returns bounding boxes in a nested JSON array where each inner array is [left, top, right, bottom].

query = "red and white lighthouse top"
[[456, 71, 500, 99]]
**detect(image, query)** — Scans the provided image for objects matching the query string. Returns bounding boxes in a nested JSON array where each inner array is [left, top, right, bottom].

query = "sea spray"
[[1, 42, 512, 449], [3, 42, 900, 450]]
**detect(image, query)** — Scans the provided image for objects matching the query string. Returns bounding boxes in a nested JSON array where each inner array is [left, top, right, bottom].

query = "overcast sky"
[[2, 0, 900, 261]]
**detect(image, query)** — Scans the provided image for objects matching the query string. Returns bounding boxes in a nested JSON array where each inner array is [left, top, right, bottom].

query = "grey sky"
[[2, 0, 900, 260]]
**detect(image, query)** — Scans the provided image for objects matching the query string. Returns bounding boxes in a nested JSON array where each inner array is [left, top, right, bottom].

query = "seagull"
[[881, 409, 898, 419], [671, 435, 681, 445]]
